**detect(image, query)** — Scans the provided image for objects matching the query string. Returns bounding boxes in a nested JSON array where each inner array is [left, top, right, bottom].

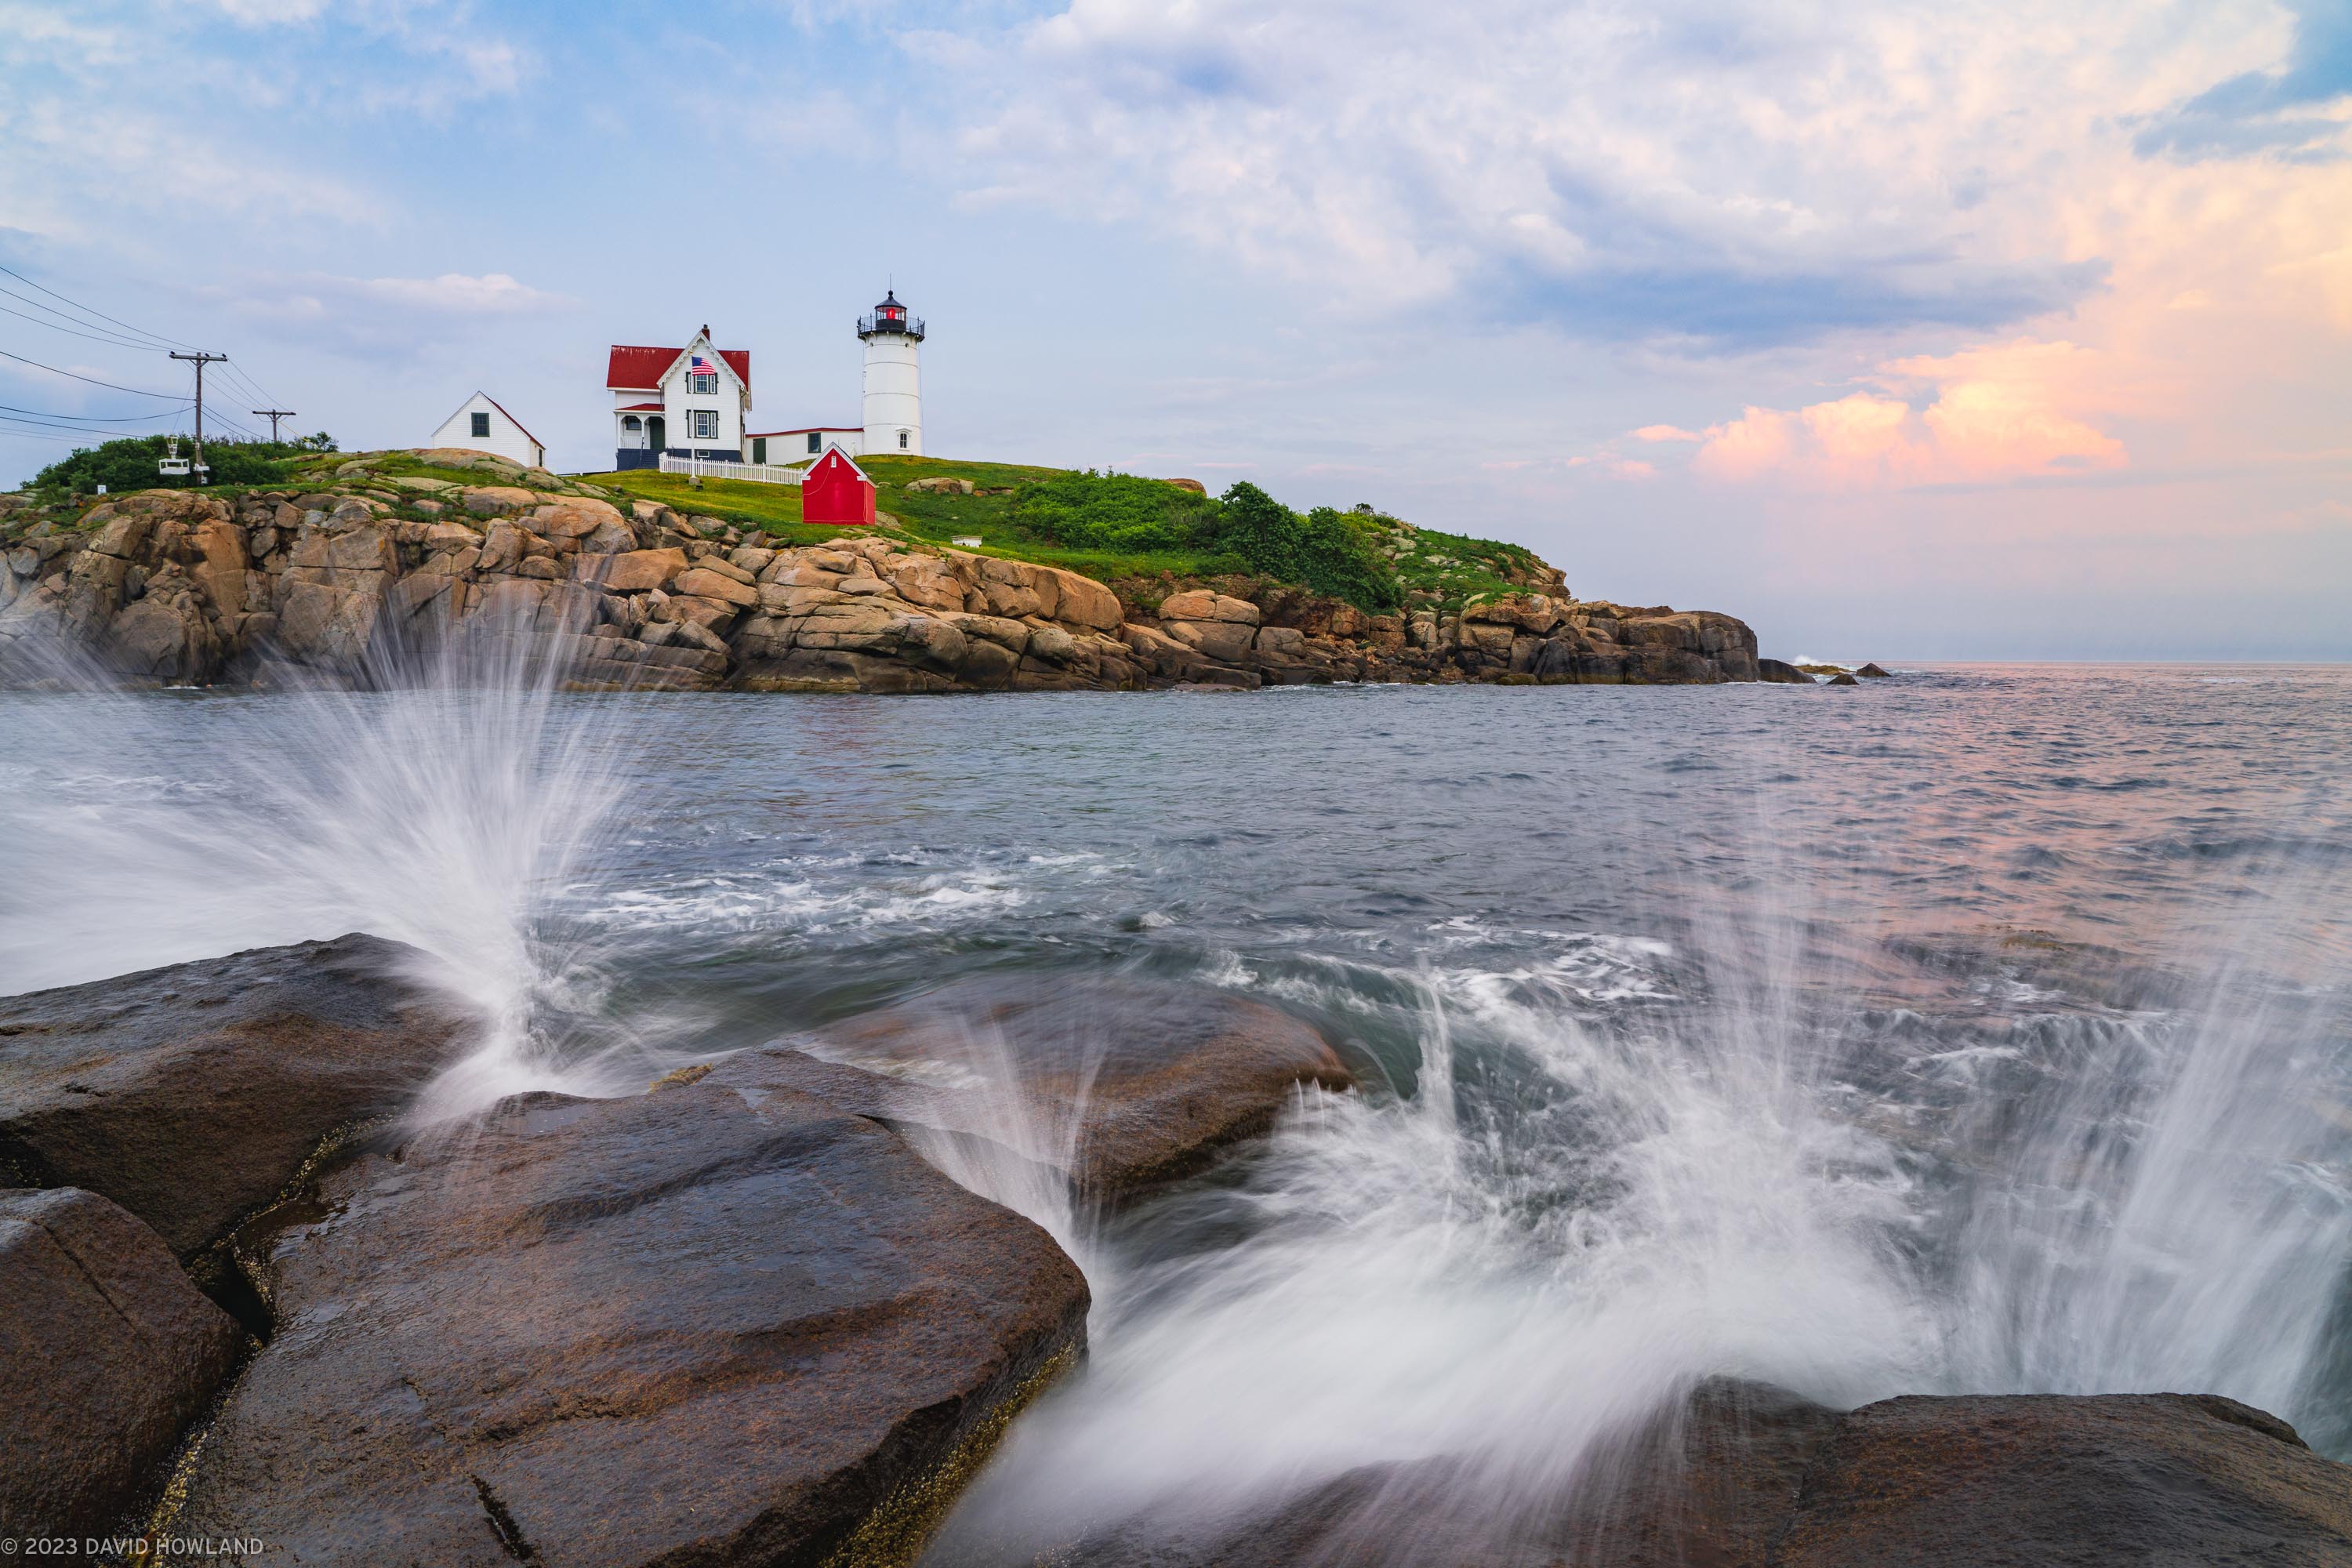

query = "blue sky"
[[3, 0, 2347, 659]]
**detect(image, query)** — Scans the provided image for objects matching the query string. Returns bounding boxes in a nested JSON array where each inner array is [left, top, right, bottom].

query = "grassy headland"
[[3, 434, 1568, 617], [587, 454, 1563, 614]]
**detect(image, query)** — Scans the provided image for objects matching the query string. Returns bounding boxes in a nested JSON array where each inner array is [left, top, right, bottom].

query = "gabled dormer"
[[656, 325, 752, 413]]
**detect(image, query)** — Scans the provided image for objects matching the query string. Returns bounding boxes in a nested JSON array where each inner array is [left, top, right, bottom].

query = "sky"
[[2, 0, 2347, 659]]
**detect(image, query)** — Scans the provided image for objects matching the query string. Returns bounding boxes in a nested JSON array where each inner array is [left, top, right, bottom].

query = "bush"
[[1297, 506, 1406, 612], [1210, 481, 1303, 580], [1009, 470, 1219, 554], [27, 433, 335, 496], [1210, 483, 1403, 612]]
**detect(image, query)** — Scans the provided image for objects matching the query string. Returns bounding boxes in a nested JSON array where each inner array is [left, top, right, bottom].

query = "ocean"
[[4, 663, 2347, 1548]]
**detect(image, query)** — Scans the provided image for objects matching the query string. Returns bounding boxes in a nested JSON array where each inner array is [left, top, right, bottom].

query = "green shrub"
[[1009, 470, 1218, 554], [28, 433, 334, 496], [1297, 506, 1406, 612], [1209, 481, 1301, 580], [1210, 483, 1403, 611]]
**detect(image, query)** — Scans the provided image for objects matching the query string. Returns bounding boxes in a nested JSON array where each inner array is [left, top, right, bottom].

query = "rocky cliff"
[[0, 455, 1789, 692]]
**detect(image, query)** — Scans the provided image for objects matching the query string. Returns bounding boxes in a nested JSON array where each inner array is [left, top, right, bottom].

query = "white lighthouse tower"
[[858, 289, 924, 456]]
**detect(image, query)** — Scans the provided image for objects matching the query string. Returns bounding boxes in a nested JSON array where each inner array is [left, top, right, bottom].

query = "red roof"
[[479, 393, 543, 455], [616, 401, 663, 412], [605, 343, 750, 391], [746, 425, 859, 437]]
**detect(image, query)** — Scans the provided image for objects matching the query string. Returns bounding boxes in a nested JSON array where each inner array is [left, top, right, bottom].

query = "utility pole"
[[252, 408, 296, 442], [169, 351, 227, 482]]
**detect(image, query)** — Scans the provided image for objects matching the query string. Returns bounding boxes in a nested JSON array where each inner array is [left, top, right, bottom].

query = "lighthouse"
[[858, 289, 924, 456]]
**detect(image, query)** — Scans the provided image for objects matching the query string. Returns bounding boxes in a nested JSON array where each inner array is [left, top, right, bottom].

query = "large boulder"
[[989, 1382, 2352, 1567], [0, 934, 477, 1258], [170, 1079, 1089, 1566], [760, 979, 1356, 1199], [0, 1186, 243, 1536], [934, 1377, 1840, 1567], [1776, 1392, 2352, 1566]]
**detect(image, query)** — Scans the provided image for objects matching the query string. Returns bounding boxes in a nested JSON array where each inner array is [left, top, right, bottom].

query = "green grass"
[[579, 469, 833, 540], [1374, 520, 1554, 605], [858, 457, 1268, 583], [2, 441, 1568, 615], [587, 455, 1567, 611], [585, 459, 1250, 578]]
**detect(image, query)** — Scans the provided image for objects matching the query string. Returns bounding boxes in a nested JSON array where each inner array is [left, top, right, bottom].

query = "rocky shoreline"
[[5, 935, 2348, 1564], [0, 457, 1807, 692]]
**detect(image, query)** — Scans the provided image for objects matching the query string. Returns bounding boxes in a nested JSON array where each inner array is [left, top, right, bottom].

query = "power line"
[[0, 263, 197, 352], [0, 299, 171, 352], [0, 425, 103, 447], [0, 400, 191, 419], [220, 360, 284, 412], [0, 267, 300, 450], [0, 281, 179, 347], [0, 267, 292, 424], [252, 407, 296, 440], [0, 410, 176, 438], [0, 401, 191, 423], [0, 347, 183, 398]]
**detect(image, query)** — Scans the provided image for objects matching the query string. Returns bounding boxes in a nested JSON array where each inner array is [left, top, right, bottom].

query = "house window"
[[898, 430, 909, 449], [752, 437, 766, 463], [689, 372, 717, 395], [691, 409, 718, 441], [622, 416, 641, 432], [470, 412, 490, 438], [807, 432, 822, 455]]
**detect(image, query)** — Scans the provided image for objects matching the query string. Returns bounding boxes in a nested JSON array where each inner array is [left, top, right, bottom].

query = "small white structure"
[[859, 290, 923, 456], [605, 327, 751, 470], [744, 425, 862, 465], [429, 392, 546, 470]]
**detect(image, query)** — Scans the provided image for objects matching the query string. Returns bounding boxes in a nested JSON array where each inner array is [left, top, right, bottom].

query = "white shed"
[[429, 392, 546, 470]]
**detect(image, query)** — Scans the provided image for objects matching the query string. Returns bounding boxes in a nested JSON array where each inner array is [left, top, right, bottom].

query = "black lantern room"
[[856, 289, 926, 342]]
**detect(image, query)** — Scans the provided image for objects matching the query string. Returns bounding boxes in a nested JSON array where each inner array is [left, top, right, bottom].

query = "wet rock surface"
[[0, 933, 477, 1258], [172, 1077, 1090, 1566], [0, 1186, 244, 1536], [997, 1380, 2352, 1567], [745, 979, 1356, 1199], [1776, 1392, 2352, 1566]]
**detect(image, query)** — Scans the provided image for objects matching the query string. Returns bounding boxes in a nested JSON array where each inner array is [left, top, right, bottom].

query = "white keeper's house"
[[429, 391, 546, 470], [607, 327, 752, 470], [608, 290, 927, 471]]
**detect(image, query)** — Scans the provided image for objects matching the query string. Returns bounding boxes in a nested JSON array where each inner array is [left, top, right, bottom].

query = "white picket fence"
[[658, 453, 804, 486]]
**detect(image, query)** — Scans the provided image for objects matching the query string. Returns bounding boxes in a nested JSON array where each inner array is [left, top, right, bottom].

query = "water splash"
[[0, 631, 668, 1120], [928, 854, 2352, 1558]]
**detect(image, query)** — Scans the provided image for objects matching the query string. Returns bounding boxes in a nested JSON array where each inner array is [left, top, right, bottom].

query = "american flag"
[[690, 354, 713, 377]]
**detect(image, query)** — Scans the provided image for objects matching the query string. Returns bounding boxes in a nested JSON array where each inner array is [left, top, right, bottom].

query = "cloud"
[[212, 0, 328, 21], [1689, 339, 2127, 488], [1632, 425, 1704, 443], [348, 273, 567, 314], [212, 270, 572, 357], [918, 0, 2299, 345], [2136, 0, 2352, 161]]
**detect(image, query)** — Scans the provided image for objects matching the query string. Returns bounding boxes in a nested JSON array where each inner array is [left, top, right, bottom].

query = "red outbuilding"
[[802, 446, 877, 526]]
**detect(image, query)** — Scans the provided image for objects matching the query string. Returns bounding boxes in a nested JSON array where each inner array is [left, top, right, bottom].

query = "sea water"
[[2, 665, 2347, 1545]]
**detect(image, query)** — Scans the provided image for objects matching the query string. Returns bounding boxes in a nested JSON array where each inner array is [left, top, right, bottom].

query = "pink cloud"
[[1689, 340, 2126, 488], [1631, 424, 1704, 443]]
